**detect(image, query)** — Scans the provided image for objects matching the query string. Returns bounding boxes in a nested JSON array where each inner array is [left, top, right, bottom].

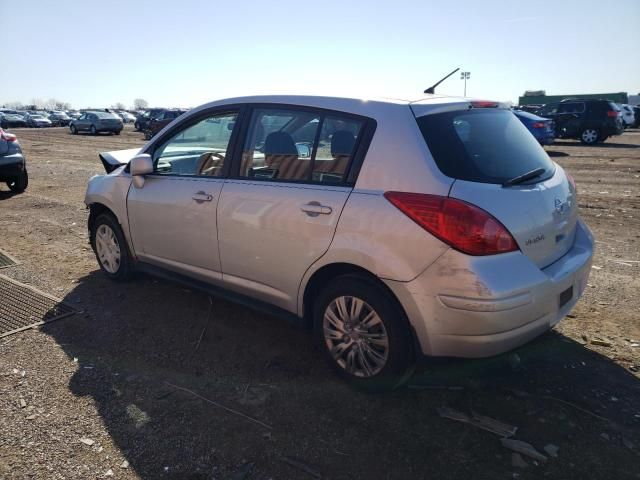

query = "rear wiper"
[[502, 168, 546, 187]]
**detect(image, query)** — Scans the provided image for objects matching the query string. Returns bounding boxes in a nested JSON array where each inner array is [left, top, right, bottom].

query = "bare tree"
[[30, 98, 45, 109], [133, 98, 149, 110], [111, 102, 127, 110], [3, 101, 24, 109]]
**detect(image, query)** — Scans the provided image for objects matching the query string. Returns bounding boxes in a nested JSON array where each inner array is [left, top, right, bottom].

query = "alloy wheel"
[[95, 224, 121, 274], [323, 296, 389, 378], [581, 129, 598, 144]]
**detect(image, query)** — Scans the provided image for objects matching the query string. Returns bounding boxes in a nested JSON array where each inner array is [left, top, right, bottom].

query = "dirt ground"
[[0, 125, 639, 479]]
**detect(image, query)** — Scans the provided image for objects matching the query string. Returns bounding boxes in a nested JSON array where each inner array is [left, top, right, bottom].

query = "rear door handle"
[[301, 201, 332, 216], [192, 192, 213, 202]]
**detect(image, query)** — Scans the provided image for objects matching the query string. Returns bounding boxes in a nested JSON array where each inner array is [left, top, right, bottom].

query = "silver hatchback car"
[[85, 95, 594, 390]]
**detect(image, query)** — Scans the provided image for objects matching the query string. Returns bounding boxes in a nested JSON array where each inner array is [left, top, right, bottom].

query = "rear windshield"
[[94, 112, 119, 119], [416, 109, 555, 185]]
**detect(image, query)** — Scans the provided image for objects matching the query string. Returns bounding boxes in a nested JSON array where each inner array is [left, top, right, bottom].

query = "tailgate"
[[450, 167, 577, 268]]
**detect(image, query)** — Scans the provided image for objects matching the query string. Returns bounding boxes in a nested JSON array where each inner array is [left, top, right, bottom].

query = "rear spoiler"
[[98, 148, 141, 173]]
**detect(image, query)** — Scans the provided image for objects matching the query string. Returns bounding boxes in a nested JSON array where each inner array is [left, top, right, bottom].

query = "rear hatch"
[[413, 104, 577, 268]]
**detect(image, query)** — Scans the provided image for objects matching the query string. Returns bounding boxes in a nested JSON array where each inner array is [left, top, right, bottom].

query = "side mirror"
[[296, 143, 312, 158], [130, 154, 153, 188]]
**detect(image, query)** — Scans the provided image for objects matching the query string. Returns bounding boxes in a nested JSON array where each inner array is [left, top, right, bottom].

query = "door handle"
[[301, 201, 332, 216], [192, 192, 213, 202]]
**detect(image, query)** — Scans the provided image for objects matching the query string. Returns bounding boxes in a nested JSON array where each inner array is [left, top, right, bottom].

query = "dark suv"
[[134, 108, 164, 131], [535, 99, 623, 145], [143, 108, 187, 139]]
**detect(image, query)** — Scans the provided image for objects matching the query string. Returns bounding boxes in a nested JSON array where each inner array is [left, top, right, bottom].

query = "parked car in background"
[[0, 112, 28, 129], [134, 108, 165, 131], [517, 104, 544, 114], [535, 99, 623, 144], [69, 111, 123, 135], [633, 105, 640, 127], [25, 113, 52, 128], [86, 94, 593, 390], [66, 110, 82, 119], [513, 110, 555, 145], [618, 104, 636, 128], [0, 128, 28, 193], [116, 111, 136, 123], [48, 111, 72, 126], [144, 108, 187, 139]]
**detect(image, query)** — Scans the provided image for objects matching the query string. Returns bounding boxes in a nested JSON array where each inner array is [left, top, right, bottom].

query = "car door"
[[77, 113, 89, 131], [126, 109, 241, 283], [217, 105, 371, 312], [556, 102, 584, 137]]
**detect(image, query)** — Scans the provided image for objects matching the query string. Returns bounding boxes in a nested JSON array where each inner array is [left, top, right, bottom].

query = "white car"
[[618, 104, 636, 128], [85, 94, 594, 390]]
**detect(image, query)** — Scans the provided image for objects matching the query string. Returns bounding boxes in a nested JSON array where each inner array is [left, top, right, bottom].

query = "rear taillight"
[[0, 129, 17, 142], [532, 122, 546, 129], [607, 110, 618, 117], [384, 192, 519, 256]]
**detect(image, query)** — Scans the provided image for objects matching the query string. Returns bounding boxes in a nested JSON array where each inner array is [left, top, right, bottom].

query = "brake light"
[[471, 100, 499, 108], [0, 129, 17, 142], [384, 192, 518, 256], [532, 122, 546, 129], [566, 173, 577, 194], [607, 110, 618, 117]]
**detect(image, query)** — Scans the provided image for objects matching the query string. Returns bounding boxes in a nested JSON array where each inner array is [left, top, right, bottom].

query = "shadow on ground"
[[552, 141, 639, 149], [44, 271, 640, 479]]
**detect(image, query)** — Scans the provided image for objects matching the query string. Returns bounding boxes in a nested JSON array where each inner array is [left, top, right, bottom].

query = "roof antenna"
[[424, 68, 460, 94]]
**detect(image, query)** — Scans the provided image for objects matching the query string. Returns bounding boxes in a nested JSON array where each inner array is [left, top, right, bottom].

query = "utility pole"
[[460, 71, 470, 97]]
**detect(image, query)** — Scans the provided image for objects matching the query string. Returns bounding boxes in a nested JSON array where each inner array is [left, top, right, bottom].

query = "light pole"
[[460, 71, 470, 97]]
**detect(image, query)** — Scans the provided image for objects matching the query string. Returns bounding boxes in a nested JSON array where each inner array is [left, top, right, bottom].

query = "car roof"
[[190, 94, 471, 120]]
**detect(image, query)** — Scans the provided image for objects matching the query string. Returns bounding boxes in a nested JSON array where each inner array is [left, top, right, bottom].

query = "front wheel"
[[314, 274, 414, 391], [69, 125, 77, 135], [7, 169, 28, 193], [580, 128, 599, 145], [90, 213, 134, 281], [90, 125, 97, 135]]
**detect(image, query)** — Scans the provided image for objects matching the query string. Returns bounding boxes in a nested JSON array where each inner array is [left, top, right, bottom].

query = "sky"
[[1, 0, 638, 109]]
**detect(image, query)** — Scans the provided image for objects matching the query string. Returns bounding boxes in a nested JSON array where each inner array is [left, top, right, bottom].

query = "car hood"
[[99, 147, 141, 173]]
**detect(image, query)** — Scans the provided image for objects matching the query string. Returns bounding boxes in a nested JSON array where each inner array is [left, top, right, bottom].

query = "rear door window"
[[416, 109, 555, 185], [239, 108, 364, 184]]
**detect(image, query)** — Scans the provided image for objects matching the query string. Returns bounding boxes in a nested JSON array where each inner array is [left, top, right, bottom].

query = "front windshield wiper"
[[502, 167, 546, 187]]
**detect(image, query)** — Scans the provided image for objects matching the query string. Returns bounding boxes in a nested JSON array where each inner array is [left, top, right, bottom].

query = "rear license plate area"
[[559, 286, 573, 308]]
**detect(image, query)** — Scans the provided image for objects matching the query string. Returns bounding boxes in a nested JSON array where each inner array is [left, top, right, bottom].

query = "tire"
[[90, 125, 97, 135], [580, 128, 599, 145], [90, 213, 134, 281], [114, 130, 121, 135], [69, 125, 77, 135], [313, 274, 414, 391], [134, 122, 140, 131], [7, 169, 28, 193]]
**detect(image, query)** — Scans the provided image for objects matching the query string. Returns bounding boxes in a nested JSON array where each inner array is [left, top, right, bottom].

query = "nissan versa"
[[84, 95, 594, 390]]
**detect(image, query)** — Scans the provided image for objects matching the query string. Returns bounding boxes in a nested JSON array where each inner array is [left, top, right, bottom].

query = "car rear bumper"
[[384, 218, 594, 358]]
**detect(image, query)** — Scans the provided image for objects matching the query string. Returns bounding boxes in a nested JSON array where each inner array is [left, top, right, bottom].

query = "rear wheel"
[[580, 128, 599, 145], [7, 169, 28, 193], [69, 125, 77, 135], [90, 125, 97, 135], [90, 213, 134, 281], [314, 274, 414, 391]]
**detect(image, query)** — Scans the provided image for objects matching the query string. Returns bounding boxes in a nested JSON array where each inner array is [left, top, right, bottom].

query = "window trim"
[[140, 104, 248, 179], [228, 102, 377, 187]]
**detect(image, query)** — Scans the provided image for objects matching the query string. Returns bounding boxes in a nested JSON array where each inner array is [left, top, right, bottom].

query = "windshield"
[[416, 109, 555, 185]]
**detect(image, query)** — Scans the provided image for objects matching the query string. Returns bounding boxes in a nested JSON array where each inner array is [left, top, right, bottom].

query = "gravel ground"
[[0, 126, 639, 479]]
